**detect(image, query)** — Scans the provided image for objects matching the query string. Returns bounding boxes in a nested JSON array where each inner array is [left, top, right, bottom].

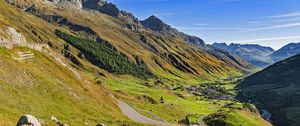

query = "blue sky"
[[110, 0, 300, 49]]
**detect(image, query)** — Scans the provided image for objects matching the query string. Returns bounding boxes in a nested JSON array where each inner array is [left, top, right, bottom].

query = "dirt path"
[[116, 99, 167, 125], [198, 116, 207, 126]]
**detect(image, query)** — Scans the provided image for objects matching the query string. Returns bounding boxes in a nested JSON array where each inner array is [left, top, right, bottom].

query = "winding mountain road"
[[116, 99, 167, 125]]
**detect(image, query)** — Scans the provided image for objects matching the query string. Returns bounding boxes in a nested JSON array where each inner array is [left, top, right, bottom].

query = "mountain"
[[0, 0, 266, 125], [212, 43, 275, 68], [19, 0, 253, 79], [238, 54, 300, 126], [141, 15, 206, 48], [270, 42, 300, 62], [141, 15, 178, 36], [140, 15, 254, 71]]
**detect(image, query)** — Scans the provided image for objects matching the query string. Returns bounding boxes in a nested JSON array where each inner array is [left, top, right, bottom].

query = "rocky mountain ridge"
[[212, 43, 275, 68], [212, 42, 300, 67], [6, 0, 253, 79]]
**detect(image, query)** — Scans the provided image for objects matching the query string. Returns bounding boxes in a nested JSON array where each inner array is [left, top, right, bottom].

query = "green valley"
[[1, 0, 296, 126]]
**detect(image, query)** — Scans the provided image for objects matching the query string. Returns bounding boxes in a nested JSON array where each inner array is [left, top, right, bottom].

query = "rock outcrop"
[[16, 114, 41, 126], [0, 26, 49, 50], [0, 26, 27, 49], [51, 116, 68, 126]]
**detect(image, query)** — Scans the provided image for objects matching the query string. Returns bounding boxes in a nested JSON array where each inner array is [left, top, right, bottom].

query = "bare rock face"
[[16, 115, 41, 126], [45, 0, 83, 8], [47, 0, 60, 4], [82, 0, 119, 17], [81, 0, 142, 30], [61, 0, 83, 8], [0, 26, 27, 49]]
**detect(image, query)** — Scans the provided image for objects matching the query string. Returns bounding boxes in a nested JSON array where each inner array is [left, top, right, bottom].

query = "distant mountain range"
[[238, 53, 300, 126], [212, 43, 274, 68], [212, 42, 300, 68]]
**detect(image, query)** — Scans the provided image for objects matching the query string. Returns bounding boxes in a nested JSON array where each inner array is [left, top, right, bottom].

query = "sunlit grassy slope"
[[0, 47, 138, 125], [204, 109, 272, 126], [0, 3, 144, 125]]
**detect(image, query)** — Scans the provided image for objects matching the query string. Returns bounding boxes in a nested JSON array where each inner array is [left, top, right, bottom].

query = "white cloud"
[[194, 23, 210, 26], [248, 21, 261, 24]]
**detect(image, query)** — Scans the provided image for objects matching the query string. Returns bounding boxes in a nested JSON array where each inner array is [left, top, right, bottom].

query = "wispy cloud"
[[175, 26, 247, 31], [266, 12, 300, 18], [273, 17, 300, 23], [111, 0, 170, 3], [232, 35, 300, 42], [154, 13, 174, 17], [231, 22, 300, 33]]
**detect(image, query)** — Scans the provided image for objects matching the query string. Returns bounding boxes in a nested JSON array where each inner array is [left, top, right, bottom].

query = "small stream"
[[261, 109, 272, 121]]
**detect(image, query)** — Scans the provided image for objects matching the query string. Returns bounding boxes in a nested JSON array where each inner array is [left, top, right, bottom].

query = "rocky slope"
[[140, 15, 252, 72], [238, 54, 300, 126], [270, 42, 300, 62], [212, 43, 275, 68], [6, 0, 254, 80]]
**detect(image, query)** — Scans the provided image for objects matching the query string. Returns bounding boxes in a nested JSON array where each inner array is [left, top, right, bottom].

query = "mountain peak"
[[141, 15, 178, 36], [141, 15, 206, 47], [147, 15, 161, 21], [142, 15, 166, 28], [270, 42, 300, 62]]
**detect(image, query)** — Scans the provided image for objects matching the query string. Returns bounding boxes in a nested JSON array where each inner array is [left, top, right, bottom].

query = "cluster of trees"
[[55, 30, 153, 78]]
